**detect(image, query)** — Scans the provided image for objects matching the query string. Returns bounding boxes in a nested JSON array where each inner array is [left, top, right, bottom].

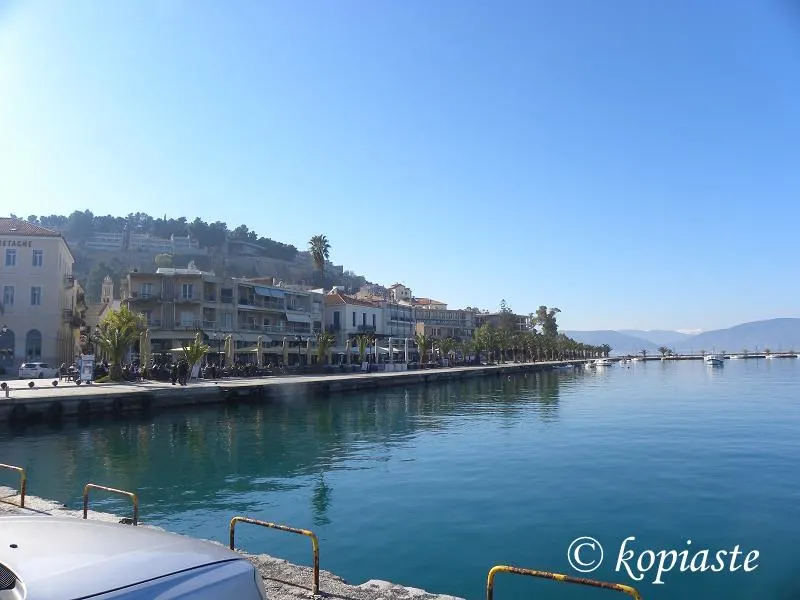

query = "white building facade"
[[0, 218, 78, 371]]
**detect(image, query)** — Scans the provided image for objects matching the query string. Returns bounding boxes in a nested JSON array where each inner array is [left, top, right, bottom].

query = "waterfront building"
[[0, 217, 80, 370], [323, 291, 417, 361], [414, 308, 476, 341], [124, 264, 323, 365], [411, 297, 448, 310], [324, 291, 382, 346]]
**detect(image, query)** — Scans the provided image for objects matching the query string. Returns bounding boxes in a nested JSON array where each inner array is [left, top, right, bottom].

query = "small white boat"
[[704, 353, 724, 366], [552, 363, 574, 371], [594, 358, 613, 367], [729, 355, 743, 359]]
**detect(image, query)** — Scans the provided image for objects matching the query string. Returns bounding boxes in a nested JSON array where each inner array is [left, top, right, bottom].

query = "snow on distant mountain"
[[618, 329, 690, 346], [565, 319, 800, 355], [562, 330, 661, 355], [673, 318, 800, 353]]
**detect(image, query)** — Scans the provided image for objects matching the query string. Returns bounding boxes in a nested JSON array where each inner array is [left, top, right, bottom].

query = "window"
[[372, 314, 376, 328], [352, 311, 356, 327], [30, 286, 42, 306], [221, 312, 233, 329], [32, 250, 43, 267], [333, 311, 340, 326], [362, 312, 366, 326], [181, 283, 194, 299], [180, 311, 194, 327], [5, 249, 16, 267], [142, 310, 152, 324], [140, 283, 153, 298], [25, 329, 42, 360], [2, 286, 13, 307]]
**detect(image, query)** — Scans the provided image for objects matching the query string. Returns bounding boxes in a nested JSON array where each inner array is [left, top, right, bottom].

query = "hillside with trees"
[[11, 211, 368, 300]]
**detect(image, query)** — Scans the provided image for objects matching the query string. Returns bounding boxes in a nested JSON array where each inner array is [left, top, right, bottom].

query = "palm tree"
[[458, 338, 474, 364], [354, 333, 373, 364], [640, 349, 648, 359], [308, 235, 330, 286], [436, 337, 456, 365], [657, 346, 669, 358], [316, 331, 336, 365], [96, 306, 146, 380], [181, 333, 210, 377], [415, 332, 431, 366]]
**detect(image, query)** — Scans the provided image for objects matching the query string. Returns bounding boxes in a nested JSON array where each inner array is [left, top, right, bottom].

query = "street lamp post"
[[0, 325, 9, 368]]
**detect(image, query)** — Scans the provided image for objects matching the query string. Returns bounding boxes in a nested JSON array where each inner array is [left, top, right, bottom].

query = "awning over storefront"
[[285, 312, 311, 323]]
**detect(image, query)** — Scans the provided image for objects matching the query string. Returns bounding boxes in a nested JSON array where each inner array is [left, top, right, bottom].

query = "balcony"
[[202, 320, 216, 329], [62, 309, 74, 322], [357, 325, 376, 333], [146, 319, 162, 329], [203, 294, 217, 302], [126, 291, 160, 302], [63, 274, 74, 288], [327, 323, 341, 333], [175, 294, 199, 303], [177, 320, 203, 330]]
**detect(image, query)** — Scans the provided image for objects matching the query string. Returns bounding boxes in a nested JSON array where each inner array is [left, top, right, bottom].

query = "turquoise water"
[[2, 360, 799, 599]]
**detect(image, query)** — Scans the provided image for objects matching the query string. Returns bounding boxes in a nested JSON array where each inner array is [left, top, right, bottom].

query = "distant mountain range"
[[564, 318, 800, 355]]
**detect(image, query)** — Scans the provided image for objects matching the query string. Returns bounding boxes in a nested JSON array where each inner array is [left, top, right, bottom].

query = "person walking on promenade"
[[178, 359, 189, 386]]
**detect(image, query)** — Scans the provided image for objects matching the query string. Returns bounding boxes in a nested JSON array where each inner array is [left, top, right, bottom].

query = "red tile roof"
[[325, 291, 378, 308], [413, 297, 445, 306], [0, 217, 61, 237]]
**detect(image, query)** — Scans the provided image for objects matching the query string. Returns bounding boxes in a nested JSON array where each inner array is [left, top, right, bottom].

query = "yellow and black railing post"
[[487, 565, 642, 600], [0, 463, 26, 508], [82, 483, 139, 525], [229, 516, 320, 596]]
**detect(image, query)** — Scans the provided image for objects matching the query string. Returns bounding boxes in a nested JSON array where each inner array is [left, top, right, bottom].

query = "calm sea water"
[[2, 360, 799, 599]]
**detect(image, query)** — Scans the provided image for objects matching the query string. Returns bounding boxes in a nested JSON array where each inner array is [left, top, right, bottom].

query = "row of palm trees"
[[314, 327, 610, 367], [419, 326, 610, 365]]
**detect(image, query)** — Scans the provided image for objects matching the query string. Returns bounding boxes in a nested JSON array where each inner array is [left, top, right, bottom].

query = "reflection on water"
[[2, 363, 798, 600], [0, 371, 565, 519]]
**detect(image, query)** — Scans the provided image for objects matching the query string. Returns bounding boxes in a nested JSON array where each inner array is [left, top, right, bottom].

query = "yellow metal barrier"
[[229, 516, 320, 596], [0, 463, 27, 508], [487, 565, 642, 600], [82, 483, 139, 525]]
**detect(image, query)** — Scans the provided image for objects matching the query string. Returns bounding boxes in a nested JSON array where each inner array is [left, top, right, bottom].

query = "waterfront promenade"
[[0, 360, 587, 425]]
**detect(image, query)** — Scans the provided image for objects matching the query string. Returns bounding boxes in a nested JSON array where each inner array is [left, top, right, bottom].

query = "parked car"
[[18, 362, 58, 379], [0, 516, 268, 599]]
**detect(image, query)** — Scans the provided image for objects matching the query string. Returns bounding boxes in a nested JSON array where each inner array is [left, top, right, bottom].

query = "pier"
[[0, 361, 589, 426]]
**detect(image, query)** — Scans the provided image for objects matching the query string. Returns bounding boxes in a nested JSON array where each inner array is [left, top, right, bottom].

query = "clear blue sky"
[[2, 0, 799, 331]]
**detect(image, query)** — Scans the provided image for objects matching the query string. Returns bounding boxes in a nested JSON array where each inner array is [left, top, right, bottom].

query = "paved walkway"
[[1, 361, 577, 401]]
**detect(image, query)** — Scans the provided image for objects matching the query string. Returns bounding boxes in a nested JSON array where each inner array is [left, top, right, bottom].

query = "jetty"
[[0, 360, 589, 426]]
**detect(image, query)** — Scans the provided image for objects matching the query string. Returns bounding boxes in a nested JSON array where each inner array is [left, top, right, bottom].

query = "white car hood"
[[0, 516, 241, 599]]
